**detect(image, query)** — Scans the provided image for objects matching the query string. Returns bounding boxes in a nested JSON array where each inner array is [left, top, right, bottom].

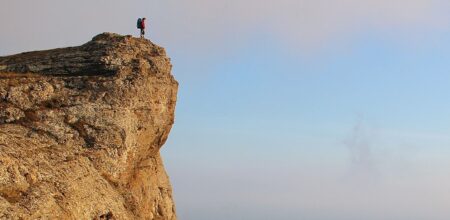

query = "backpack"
[[137, 18, 142, 29]]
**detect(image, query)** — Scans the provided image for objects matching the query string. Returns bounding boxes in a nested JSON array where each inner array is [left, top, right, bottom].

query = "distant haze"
[[1, 0, 449, 55]]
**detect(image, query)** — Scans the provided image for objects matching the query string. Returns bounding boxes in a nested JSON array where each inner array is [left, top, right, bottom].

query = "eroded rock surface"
[[0, 33, 177, 220]]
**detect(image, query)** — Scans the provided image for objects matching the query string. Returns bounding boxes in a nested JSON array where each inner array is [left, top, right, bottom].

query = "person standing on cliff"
[[137, 18, 146, 38]]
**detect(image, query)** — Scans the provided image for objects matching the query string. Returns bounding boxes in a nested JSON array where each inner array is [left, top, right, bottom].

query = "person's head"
[[143, 18, 146, 20]]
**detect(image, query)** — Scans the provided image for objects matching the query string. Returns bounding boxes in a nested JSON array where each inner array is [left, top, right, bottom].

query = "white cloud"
[[0, 0, 448, 54], [155, 0, 449, 50]]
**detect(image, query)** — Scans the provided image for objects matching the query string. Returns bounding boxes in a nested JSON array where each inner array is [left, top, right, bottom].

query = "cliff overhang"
[[0, 33, 178, 220]]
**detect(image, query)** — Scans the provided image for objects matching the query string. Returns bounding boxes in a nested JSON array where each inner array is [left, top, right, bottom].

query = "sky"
[[2, 1, 450, 219]]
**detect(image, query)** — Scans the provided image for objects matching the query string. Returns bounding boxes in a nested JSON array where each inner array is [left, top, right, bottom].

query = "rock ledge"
[[0, 33, 178, 220]]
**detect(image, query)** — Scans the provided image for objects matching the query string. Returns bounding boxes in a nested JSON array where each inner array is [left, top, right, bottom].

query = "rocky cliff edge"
[[0, 33, 178, 220]]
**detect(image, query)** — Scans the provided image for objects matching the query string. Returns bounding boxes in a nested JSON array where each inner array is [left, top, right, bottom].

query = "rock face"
[[0, 33, 178, 219]]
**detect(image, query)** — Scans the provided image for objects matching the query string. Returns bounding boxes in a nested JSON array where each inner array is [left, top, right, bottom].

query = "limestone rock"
[[0, 33, 178, 220]]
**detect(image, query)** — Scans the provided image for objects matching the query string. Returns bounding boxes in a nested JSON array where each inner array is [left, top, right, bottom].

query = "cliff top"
[[0, 33, 168, 77]]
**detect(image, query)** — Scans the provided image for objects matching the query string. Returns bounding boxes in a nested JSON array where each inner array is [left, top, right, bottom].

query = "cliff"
[[0, 33, 178, 220]]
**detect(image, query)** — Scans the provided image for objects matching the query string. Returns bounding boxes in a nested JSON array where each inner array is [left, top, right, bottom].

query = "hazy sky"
[[2, 1, 450, 219]]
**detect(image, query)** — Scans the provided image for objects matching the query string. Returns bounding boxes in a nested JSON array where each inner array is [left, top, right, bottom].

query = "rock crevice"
[[0, 33, 178, 220]]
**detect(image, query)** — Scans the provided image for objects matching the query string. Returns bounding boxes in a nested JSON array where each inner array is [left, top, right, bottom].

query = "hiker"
[[137, 18, 146, 38]]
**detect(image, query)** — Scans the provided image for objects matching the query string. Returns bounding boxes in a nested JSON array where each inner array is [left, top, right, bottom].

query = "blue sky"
[[2, 1, 450, 219], [165, 29, 450, 219]]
